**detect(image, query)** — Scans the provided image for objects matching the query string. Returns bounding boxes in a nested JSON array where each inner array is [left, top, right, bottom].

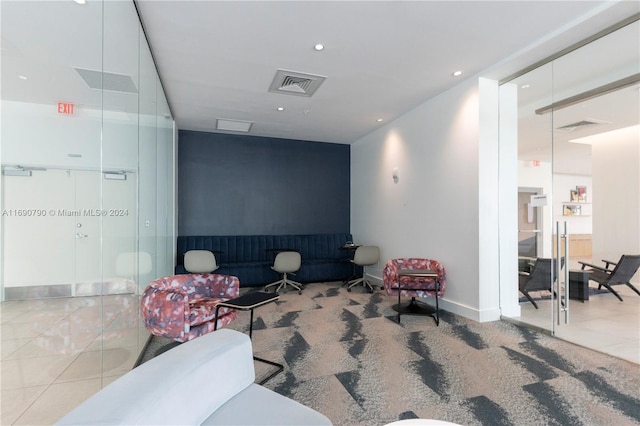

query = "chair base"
[[392, 296, 439, 326], [347, 277, 375, 293], [264, 275, 302, 294], [594, 281, 640, 302]]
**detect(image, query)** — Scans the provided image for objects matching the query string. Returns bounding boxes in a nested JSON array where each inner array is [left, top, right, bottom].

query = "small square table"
[[393, 269, 440, 325], [568, 269, 590, 301], [214, 291, 283, 384]]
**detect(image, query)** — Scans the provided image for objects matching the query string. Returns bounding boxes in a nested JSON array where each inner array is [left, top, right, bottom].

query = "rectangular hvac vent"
[[75, 68, 138, 94], [268, 69, 326, 97], [216, 118, 253, 133], [556, 119, 609, 132]]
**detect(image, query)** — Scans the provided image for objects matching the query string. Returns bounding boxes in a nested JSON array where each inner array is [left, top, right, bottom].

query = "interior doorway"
[[2, 168, 136, 300], [517, 188, 543, 259], [500, 18, 640, 363]]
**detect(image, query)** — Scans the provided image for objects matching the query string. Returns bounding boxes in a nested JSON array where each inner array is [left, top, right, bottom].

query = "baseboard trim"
[[4, 279, 136, 301], [4, 284, 71, 301], [366, 273, 501, 323]]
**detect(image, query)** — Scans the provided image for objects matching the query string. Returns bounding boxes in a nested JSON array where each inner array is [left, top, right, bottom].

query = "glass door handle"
[[555, 221, 569, 325]]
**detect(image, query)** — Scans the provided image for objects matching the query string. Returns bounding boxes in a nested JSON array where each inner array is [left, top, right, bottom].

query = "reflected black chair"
[[518, 258, 561, 309], [578, 255, 640, 302]]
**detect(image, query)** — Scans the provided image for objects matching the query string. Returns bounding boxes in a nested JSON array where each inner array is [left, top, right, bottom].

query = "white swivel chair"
[[347, 245, 380, 293], [264, 251, 303, 294], [184, 250, 219, 273]]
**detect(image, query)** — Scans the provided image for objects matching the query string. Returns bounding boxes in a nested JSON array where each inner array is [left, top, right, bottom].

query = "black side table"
[[568, 269, 590, 301], [214, 291, 283, 384], [392, 269, 440, 325]]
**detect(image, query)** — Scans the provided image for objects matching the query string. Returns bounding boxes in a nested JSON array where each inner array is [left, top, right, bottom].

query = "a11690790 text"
[[2, 209, 129, 217]]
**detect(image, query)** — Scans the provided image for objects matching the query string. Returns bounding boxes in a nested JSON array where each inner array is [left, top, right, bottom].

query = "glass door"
[[550, 53, 640, 344], [507, 62, 558, 333], [2, 170, 75, 297], [502, 18, 640, 351]]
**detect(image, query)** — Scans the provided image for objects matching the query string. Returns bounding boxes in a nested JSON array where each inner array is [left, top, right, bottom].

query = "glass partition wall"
[[501, 18, 639, 362], [1, 1, 175, 423]]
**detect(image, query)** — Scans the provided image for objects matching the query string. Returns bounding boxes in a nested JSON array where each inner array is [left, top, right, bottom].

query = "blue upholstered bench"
[[176, 234, 356, 287]]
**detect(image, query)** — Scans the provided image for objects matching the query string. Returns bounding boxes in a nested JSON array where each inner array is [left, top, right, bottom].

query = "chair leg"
[[347, 277, 362, 291], [434, 286, 439, 326], [363, 279, 374, 293], [347, 277, 366, 292], [264, 279, 284, 292], [265, 273, 302, 294], [600, 282, 623, 302], [285, 277, 303, 295], [626, 282, 640, 297], [347, 277, 374, 293], [520, 290, 539, 309]]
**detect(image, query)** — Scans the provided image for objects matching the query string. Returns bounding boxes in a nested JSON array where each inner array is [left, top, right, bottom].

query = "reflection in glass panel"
[[502, 18, 639, 362], [1, 1, 175, 422]]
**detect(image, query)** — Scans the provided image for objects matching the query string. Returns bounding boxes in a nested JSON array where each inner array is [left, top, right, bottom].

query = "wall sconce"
[[392, 167, 399, 184]]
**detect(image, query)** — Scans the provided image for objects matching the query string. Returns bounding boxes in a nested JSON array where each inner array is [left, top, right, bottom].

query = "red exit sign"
[[57, 102, 75, 115]]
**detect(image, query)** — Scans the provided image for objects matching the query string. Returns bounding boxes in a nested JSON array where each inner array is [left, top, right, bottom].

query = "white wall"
[[591, 129, 640, 262], [0, 0, 176, 298], [518, 160, 553, 257], [351, 77, 492, 320], [553, 173, 593, 235], [1, 101, 138, 171], [499, 82, 520, 318]]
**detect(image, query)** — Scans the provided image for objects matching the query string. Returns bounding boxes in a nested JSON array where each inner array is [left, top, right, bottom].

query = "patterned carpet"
[[139, 282, 640, 426]]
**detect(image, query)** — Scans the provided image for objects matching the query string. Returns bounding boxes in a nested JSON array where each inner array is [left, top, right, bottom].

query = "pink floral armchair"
[[141, 273, 239, 342], [383, 258, 447, 325]]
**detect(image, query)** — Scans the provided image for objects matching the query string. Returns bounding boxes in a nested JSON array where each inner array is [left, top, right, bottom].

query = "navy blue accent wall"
[[178, 130, 350, 236]]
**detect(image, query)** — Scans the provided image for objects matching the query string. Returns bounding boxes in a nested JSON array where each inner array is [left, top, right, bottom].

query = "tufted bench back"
[[176, 233, 354, 286]]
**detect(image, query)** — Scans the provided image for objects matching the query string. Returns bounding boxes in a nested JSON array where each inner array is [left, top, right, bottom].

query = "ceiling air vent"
[[268, 69, 326, 97], [216, 118, 252, 133], [556, 119, 609, 132], [75, 68, 138, 94]]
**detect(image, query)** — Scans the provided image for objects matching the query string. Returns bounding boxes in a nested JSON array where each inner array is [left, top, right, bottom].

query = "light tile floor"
[[509, 284, 640, 364], [1, 294, 147, 425], [1, 285, 638, 425]]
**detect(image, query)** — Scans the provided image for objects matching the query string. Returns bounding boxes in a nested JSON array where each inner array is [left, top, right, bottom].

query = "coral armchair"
[[141, 273, 239, 342], [383, 258, 447, 325]]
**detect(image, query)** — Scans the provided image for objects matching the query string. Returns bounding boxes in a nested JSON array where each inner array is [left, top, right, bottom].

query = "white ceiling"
[[1, 1, 637, 153], [134, 0, 639, 144]]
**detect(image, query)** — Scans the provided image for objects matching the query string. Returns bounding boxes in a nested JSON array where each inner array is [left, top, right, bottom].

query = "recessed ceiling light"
[[452, 70, 463, 77], [277, 107, 284, 111], [314, 43, 325, 51], [74, 0, 86, 4], [376, 118, 383, 122], [521, 84, 530, 89], [18, 75, 27, 80]]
